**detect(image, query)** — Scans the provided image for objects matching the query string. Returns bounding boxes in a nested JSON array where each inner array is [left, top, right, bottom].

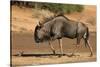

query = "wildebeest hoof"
[[67, 53, 75, 57], [67, 53, 80, 57], [89, 53, 93, 57]]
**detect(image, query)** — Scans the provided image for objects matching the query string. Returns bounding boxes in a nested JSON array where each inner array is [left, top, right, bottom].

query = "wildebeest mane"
[[42, 14, 70, 24]]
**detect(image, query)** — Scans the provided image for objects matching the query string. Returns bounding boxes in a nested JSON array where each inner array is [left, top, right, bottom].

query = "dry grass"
[[32, 9, 54, 19], [86, 17, 96, 25]]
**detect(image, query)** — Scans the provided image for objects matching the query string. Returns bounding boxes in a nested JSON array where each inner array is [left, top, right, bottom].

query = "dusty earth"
[[11, 32, 96, 66], [11, 4, 96, 66]]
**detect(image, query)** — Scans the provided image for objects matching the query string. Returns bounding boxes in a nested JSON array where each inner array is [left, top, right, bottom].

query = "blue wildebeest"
[[34, 15, 93, 57]]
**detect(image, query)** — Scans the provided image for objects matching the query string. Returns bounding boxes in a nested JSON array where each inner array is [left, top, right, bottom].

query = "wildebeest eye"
[[36, 25, 41, 30]]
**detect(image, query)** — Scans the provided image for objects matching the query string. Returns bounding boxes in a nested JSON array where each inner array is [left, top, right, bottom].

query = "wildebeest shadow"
[[13, 52, 79, 57]]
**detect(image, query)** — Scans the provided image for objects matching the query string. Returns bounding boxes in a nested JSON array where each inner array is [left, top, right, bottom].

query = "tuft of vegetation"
[[11, 1, 84, 14], [39, 3, 84, 14]]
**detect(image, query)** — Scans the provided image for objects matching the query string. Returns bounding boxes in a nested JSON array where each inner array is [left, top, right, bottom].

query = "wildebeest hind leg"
[[71, 37, 81, 56], [87, 40, 93, 57]]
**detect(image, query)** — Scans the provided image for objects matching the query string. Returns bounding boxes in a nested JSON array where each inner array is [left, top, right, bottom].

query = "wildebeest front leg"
[[58, 39, 63, 56], [49, 41, 56, 55]]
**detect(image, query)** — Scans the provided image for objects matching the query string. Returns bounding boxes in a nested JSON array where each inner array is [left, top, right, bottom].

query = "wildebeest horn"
[[38, 21, 42, 26]]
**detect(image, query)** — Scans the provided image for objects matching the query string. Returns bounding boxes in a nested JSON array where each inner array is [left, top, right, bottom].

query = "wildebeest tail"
[[84, 27, 89, 47]]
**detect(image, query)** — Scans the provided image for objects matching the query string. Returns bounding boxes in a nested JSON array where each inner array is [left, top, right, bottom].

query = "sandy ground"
[[11, 32, 96, 66], [12, 53, 96, 66], [11, 5, 96, 66]]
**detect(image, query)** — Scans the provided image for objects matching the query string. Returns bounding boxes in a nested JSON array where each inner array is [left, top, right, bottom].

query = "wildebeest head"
[[34, 22, 49, 43]]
